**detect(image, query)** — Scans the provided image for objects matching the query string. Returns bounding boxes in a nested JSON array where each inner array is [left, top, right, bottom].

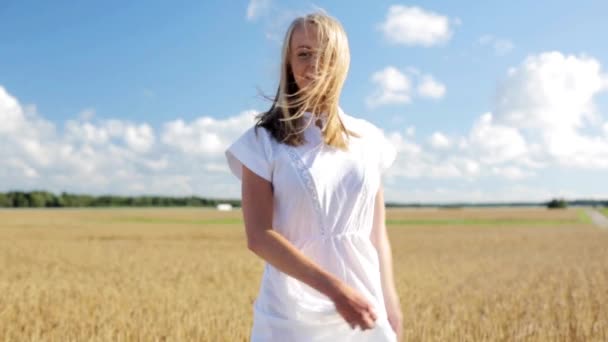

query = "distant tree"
[[44, 192, 61, 207], [0, 193, 10, 207], [0, 191, 245, 208], [29, 191, 48, 207], [12, 192, 29, 207], [547, 198, 567, 209]]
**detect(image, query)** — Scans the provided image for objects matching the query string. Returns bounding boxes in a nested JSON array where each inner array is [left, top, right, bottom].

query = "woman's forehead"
[[291, 22, 319, 49]]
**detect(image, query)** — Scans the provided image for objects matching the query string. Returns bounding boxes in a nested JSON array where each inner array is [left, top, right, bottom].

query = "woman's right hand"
[[330, 282, 378, 330]]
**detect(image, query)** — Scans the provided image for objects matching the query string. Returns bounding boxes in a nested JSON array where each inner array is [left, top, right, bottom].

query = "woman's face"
[[289, 22, 319, 90]]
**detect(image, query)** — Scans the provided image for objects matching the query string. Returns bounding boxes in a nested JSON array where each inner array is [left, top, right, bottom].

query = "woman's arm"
[[241, 165, 377, 330], [370, 182, 403, 339]]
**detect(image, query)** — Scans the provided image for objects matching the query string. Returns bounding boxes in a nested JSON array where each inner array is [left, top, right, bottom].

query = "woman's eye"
[[298, 52, 310, 58]]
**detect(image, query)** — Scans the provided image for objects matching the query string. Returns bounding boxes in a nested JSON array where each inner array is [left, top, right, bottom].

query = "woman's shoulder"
[[340, 110, 385, 139], [227, 123, 277, 156], [240, 123, 274, 142]]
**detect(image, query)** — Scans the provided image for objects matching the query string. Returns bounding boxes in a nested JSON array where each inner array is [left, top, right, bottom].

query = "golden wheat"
[[0, 207, 606, 341]]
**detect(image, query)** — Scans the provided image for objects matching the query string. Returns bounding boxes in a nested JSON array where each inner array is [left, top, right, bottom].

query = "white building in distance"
[[216, 203, 233, 211]]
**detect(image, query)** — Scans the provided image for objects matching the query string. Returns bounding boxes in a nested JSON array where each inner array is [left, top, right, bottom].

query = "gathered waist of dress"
[[297, 230, 370, 247]]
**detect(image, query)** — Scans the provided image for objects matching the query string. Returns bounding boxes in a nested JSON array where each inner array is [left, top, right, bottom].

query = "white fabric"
[[225, 107, 397, 342]]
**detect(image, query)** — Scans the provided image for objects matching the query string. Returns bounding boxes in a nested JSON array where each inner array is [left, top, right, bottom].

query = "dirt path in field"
[[587, 208, 608, 230]]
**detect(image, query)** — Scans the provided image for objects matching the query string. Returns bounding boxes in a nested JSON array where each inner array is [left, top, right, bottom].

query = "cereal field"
[[0, 207, 607, 341]]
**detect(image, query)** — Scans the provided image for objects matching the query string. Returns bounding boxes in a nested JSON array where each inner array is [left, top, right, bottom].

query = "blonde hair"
[[256, 10, 359, 149]]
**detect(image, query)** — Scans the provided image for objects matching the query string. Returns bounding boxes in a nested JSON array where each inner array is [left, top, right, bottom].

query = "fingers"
[[334, 288, 379, 331], [348, 309, 377, 331], [361, 311, 376, 329], [369, 307, 378, 321]]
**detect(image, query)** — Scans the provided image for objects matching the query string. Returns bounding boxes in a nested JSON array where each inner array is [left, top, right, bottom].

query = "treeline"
[[1, 191, 606, 209], [386, 198, 608, 209], [567, 199, 608, 207], [0, 191, 240, 208]]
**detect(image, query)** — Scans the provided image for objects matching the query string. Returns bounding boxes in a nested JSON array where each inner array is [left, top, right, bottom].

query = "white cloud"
[[382, 51, 608, 189], [0, 85, 258, 197], [78, 108, 96, 121], [366, 66, 412, 107], [429, 163, 461, 178], [417, 75, 446, 99], [479, 34, 514, 56], [496, 52, 604, 130], [0, 86, 27, 134], [379, 5, 453, 47], [429, 132, 450, 149], [493, 51, 608, 169], [5, 158, 39, 179], [244, 0, 297, 43], [405, 126, 415, 137], [491, 166, 535, 180], [161, 110, 257, 156], [467, 113, 528, 164], [65, 120, 155, 153], [4, 48, 608, 205], [246, 0, 271, 21], [125, 124, 155, 153], [384, 132, 479, 181], [541, 129, 608, 169], [367, 67, 446, 107], [462, 159, 480, 176], [383, 184, 560, 204]]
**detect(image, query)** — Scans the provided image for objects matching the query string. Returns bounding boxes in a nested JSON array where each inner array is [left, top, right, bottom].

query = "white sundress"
[[225, 106, 397, 342]]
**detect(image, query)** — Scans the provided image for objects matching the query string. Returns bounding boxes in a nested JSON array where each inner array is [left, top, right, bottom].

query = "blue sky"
[[1, 1, 607, 203]]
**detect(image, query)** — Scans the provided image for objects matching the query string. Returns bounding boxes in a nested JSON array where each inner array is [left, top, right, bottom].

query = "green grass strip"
[[98, 217, 242, 225], [98, 216, 585, 226], [578, 210, 593, 224], [385, 218, 581, 226]]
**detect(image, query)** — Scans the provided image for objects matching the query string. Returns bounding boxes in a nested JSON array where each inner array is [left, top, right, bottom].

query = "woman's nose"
[[305, 62, 317, 76]]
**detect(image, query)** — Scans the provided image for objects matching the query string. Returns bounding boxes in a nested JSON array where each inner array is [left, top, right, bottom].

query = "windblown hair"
[[255, 10, 359, 149]]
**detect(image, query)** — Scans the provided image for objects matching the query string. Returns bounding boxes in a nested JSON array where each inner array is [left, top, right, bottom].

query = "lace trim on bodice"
[[281, 144, 326, 237]]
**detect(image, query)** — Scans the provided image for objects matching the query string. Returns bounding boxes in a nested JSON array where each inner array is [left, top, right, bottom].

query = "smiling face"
[[268, 12, 352, 147], [289, 22, 320, 91]]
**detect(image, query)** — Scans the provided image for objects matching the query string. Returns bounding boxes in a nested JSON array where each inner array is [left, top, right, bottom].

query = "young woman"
[[225, 10, 403, 342]]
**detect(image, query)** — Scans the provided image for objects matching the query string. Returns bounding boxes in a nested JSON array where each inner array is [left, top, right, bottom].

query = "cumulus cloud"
[[496, 52, 604, 130], [417, 75, 446, 99], [405, 126, 415, 137], [493, 51, 608, 168], [0, 85, 258, 197], [383, 132, 480, 181], [479, 34, 514, 56], [491, 166, 535, 181], [381, 51, 608, 194], [368, 53, 608, 185], [467, 113, 528, 164], [379, 5, 453, 46], [4, 48, 608, 202], [366, 66, 412, 107], [428, 132, 450, 149], [161, 110, 257, 156], [383, 52, 607, 184], [367, 67, 446, 107]]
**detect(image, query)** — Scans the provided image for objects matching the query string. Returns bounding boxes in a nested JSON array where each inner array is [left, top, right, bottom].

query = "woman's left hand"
[[385, 295, 403, 341]]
